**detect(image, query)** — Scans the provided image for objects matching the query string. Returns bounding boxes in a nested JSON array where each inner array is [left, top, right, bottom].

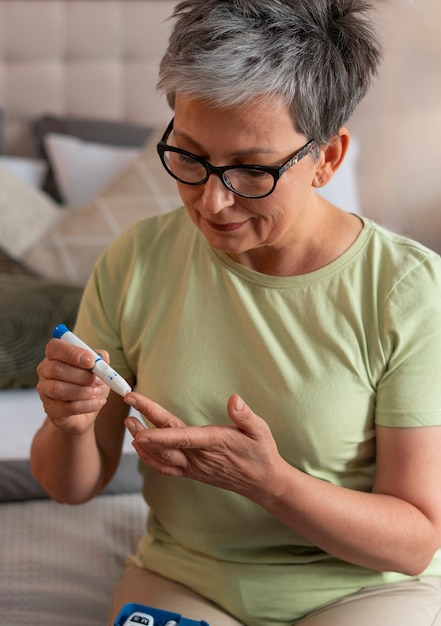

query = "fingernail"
[[79, 354, 93, 368], [125, 395, 137, 407], [125, 418, 137, 436], [234, 396, 244, 411]]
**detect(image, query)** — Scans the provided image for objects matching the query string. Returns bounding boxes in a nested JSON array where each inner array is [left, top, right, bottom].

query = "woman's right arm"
[[30, 338, 131, 504]]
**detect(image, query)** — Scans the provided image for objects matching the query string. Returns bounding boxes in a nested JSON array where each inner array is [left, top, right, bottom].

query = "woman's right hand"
[[36, 337, 110, 435]]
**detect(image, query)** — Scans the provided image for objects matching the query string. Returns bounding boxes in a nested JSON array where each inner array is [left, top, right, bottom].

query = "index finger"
[[125, 392, 185, 428], [45, 337, 96, 370]]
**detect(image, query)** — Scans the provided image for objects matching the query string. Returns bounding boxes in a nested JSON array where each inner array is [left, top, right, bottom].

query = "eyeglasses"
[[157, 119, 314, 199]]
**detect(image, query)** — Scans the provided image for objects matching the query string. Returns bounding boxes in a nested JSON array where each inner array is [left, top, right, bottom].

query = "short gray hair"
[[158, 0, 382, 145]]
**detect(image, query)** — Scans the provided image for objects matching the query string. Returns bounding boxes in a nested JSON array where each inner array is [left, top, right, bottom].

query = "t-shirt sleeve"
[[375, 254, 441, 427]]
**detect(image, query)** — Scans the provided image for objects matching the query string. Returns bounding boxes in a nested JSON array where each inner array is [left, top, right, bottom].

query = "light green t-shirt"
[[76, 208, 441, 626]]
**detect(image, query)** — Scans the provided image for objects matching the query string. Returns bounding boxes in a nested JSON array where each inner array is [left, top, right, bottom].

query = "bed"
[[0, 1, 440, 625], [0, 2, 179, 624]]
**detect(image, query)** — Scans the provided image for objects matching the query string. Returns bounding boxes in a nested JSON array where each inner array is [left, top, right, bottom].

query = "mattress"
[[0, 492, 147, 625], [0, 386, 147, 626]]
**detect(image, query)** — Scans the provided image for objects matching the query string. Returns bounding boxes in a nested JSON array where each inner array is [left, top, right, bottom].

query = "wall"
[[0, 0, 440, 251], [349, 0, 441, 251], [0, 1, 176, 155]]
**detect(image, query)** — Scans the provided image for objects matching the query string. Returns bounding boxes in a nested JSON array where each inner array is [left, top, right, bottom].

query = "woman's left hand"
[[124, 392, 441, 575], [124, 392, 286, 501]]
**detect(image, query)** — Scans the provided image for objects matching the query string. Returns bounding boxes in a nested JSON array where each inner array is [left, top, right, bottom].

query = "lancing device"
[[52, 324, 132, 397]]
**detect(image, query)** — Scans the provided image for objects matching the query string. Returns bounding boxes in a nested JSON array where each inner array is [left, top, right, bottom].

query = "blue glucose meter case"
[[114, 603, 210, 626]]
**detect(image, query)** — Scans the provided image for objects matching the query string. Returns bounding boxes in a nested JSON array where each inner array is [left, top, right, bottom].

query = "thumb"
[[227, 394, 258, 436]]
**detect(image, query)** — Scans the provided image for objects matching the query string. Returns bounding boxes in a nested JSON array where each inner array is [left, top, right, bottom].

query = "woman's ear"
[[313, 128, 350, 188]]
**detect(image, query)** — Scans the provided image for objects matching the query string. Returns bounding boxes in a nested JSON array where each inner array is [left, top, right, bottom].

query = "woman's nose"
[[198, 174, 235, 214]]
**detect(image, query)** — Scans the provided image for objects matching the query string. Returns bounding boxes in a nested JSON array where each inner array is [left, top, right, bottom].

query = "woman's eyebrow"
[[172, 128, 276, 157]]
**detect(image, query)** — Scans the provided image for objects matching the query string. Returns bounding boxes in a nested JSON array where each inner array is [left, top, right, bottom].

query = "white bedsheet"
[[0, 393, 147, 626], [0, 388, 47, 459]]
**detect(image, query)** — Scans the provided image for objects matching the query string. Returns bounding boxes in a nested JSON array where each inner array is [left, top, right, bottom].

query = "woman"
[[31, 1, 441, 625]]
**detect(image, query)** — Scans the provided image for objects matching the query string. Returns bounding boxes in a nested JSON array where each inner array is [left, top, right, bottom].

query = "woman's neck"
[[229, 207, 363, 277]]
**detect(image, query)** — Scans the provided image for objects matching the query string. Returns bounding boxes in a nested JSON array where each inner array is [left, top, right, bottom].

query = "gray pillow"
[[0, 454, 142, 502]]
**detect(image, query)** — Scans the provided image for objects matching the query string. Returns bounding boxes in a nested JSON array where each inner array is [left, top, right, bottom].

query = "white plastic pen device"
[[52, 324, 132, 397]]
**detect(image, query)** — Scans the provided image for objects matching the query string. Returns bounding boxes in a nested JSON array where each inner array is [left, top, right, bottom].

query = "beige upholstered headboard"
[[0, 1, 176, 156], [0, 0, 440, 250]]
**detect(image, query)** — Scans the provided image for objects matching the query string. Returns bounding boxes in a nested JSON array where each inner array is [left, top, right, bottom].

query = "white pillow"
[[0, 167, 61, 258], [0, 156, 47, 188], [44, 134, 140, 207], [316, 137, 361, 214]]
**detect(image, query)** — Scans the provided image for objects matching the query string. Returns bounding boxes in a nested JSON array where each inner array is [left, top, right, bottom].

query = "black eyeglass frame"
[[157, 118, 315, 199]]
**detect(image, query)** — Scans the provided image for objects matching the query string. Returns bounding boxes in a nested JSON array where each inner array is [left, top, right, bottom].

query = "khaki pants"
[[108, 563, 441, 626]]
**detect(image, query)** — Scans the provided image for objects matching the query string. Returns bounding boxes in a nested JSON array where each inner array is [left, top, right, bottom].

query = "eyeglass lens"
[[163, 150, 275, 197]]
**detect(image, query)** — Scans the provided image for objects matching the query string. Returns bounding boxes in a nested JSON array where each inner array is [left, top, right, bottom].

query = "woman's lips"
[[206, 218, 249, 232]]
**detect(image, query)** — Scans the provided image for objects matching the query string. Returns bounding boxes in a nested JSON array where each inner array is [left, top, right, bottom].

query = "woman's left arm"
[[264, 422, 441, 575], [125, 392, 441, 576]]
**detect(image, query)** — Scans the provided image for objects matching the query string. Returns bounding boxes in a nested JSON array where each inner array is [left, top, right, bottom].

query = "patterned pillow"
[[0, 247, 37, 276], [23, 130, 181, 285]]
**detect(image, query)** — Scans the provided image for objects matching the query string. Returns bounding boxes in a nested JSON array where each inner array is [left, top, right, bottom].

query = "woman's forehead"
[[173, 93, 299, 144]]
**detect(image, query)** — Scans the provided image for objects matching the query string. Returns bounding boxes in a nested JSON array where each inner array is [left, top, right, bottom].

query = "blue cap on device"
[[53, 324, 69, 339]]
